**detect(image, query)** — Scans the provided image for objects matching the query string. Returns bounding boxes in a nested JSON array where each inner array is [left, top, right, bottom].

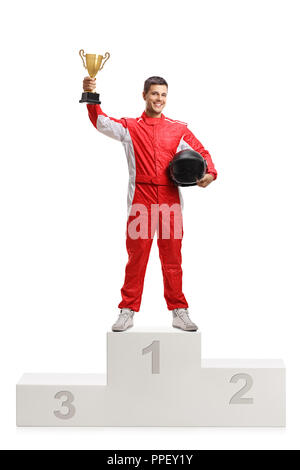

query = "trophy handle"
[[99, 52, 110, 71], [79, 49, 87, 69]]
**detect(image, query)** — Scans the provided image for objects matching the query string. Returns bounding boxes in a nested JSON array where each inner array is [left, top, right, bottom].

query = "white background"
[[0, 0, 299, 450]]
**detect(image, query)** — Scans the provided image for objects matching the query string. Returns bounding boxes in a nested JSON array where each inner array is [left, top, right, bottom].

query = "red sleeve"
[[86, 104, 128, 142], [183, 127, 217, 180]]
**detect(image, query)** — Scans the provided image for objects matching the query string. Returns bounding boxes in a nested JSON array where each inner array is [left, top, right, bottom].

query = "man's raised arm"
[[83, 77, 128, 142]]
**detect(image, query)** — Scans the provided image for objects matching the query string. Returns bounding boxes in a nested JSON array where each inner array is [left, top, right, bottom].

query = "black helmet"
[[169, 149, 207, 186]]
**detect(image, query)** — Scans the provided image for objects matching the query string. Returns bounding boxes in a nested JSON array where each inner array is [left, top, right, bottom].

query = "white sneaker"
[[112, 308, 135, 332], [172, 308, 198, 331]]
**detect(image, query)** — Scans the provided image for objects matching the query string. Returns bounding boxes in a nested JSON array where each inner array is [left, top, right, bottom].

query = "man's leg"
[[118, 213, 154, 312], [157, 206, 188, 310]]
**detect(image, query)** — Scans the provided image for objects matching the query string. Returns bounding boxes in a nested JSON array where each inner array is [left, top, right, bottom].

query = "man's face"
[[143, 84, 168, 117]]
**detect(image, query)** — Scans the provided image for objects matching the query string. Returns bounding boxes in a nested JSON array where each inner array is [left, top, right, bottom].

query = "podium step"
[[16, 330, 285, 427], [107, 329, 202, 388]]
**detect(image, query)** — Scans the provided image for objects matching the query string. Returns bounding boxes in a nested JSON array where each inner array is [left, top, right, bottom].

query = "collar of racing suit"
[[141, 111, 165, 126]]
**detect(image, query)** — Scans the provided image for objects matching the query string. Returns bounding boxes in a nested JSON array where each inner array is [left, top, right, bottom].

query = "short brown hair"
[[143, 76, 168, 94]]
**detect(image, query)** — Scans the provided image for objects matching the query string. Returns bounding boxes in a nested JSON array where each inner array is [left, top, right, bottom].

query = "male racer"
[[83, 76, 217, 332]]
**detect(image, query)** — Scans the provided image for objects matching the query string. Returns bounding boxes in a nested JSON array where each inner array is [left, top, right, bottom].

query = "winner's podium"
[[16, 329, 285, 427]]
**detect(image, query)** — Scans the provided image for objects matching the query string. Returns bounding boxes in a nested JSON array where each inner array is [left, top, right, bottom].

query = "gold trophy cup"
[[79, 49, 110, 104]]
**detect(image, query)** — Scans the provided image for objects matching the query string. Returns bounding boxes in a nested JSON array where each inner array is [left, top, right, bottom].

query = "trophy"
[[79, 49, 110, 104]]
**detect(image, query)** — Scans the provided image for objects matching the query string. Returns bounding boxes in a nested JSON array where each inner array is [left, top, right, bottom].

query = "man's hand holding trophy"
[[79, 49, 110, 104]]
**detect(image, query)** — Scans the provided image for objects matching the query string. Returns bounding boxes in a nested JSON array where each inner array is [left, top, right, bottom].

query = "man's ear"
[[142, 92, 146, 101]]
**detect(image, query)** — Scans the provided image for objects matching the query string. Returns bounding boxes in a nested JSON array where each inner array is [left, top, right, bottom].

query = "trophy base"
[[79, 92, 101, 104]]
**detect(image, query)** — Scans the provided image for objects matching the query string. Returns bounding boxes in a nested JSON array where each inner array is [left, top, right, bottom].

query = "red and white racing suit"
[[87, 104, 217, 312]]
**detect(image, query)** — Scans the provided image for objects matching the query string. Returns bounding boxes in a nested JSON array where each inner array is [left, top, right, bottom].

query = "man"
[[83, 76, 217, 332]]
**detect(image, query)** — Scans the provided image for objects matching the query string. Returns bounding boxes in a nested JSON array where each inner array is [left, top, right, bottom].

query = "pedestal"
[[16, 329, 285, 427]]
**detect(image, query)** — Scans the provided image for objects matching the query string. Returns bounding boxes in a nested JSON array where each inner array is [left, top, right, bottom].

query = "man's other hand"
[[196, 174, 214, 188], [83, 76, 96, 92]]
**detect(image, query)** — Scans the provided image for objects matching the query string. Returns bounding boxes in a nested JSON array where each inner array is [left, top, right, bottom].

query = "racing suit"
[[87, 104, 217, 312]]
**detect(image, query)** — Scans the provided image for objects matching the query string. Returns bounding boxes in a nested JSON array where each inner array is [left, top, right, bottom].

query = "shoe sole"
[[172, 324, 198, 332], [111, 324, 134, 332]]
